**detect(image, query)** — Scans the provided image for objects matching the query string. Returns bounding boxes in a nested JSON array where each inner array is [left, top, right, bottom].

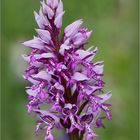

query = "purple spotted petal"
[[59, 44, 72, 55]]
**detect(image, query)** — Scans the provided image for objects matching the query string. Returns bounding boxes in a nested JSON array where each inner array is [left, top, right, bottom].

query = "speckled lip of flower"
[[22, 0, 112, 140]]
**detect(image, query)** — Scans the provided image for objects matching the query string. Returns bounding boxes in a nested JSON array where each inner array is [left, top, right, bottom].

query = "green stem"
[[69, 134, 78, 140], [69, 131, 80, 140]]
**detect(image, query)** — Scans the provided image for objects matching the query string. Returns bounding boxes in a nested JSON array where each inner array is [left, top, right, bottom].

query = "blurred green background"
[[1, 0, 139, 140]]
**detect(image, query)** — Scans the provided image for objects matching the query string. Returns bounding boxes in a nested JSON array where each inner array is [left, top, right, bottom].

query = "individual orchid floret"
[[22, 0, 112, 140], [64, 19, 83, 37]]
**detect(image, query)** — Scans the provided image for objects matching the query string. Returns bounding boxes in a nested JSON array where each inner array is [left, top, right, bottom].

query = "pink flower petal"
[[54, 11, 65, 28], [56, 0, 63, 16], [36, 29, 51, 43], [26, 89, 38, 97], [97, 92, 112, 103], [33, 71, 52, 81], [93, 65, 104, 75], [22, 37, 45, 50], [64, 19, 83, 37], [42, 3, 54, 19], [72, 72, 89, 81], [59, 44, 72, 55]]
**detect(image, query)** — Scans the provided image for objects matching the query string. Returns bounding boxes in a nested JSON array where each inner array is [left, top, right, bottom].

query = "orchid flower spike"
[[22, 0, 112, 140]]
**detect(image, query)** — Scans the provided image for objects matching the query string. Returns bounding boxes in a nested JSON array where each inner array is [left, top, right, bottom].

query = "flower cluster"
[[22, 0, 112, 140]]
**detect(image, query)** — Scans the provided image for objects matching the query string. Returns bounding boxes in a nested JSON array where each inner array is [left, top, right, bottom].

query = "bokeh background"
[[1, 0, 139, 140]]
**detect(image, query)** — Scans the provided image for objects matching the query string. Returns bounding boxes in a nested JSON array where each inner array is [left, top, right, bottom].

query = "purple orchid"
[[22, 0, 112, 140]]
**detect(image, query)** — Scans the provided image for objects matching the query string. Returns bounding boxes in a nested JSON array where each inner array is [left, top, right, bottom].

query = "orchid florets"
[[22, 0, 112, 140]]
